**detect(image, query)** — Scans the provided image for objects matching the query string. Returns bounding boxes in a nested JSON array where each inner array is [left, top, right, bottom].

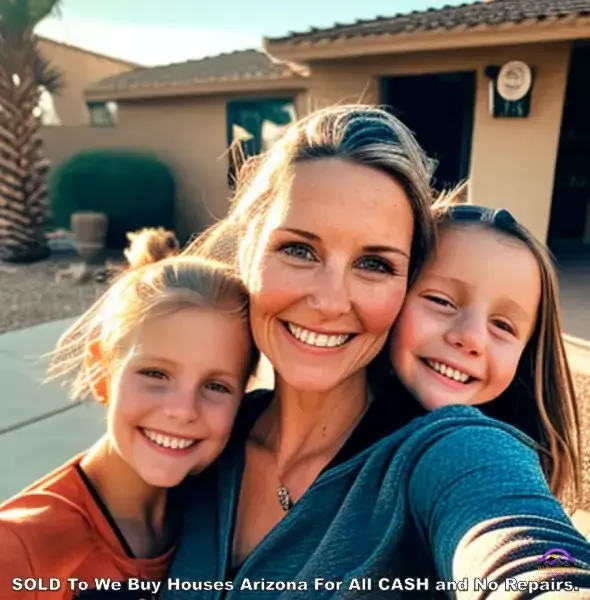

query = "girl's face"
[[104, 306, 252, 488], [246, 158, 414, 392], [390, 226, 541, 411]]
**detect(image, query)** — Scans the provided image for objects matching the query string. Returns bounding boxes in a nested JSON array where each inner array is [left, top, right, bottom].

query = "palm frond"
[[0, 0, 62, 36], [25, 0, 63, 24], [34, 51, 61, 93]]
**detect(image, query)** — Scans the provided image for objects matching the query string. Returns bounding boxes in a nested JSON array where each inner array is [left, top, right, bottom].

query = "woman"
[[162, 105, 590, 598]]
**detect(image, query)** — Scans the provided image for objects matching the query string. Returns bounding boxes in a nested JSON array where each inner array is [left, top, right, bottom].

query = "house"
[[73, 0, 590, 245], [77, 50, 308, 239], [37, 36, 140, 126]]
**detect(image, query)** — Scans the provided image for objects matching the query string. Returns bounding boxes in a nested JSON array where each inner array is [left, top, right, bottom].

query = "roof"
[[266, 0, 590, 46], [37, 36, 142, 69], [86, 49, 305, 97]]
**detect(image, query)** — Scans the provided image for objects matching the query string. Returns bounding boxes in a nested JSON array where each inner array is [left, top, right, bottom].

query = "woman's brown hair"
[[186, 104, 438, 286]]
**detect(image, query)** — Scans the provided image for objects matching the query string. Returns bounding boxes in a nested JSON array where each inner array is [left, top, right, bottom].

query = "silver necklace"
[[274, 398, 371, 513]]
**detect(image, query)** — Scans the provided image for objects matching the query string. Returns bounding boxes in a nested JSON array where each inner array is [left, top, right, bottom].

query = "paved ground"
[[0, 319, 105, 501], [554, 240, 590, 340]]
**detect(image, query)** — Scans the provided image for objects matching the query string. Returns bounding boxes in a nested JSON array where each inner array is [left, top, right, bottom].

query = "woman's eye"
[[279, 242, 316, 261], [206, 382, 232, 394], [139, 369, 168, 380], [424, 294, 454, 309], [355, 256, 395, 274]]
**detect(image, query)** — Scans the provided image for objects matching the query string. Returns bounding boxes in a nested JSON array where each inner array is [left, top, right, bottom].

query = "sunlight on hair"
[[45, 255, 258, 402], [184, 103, 438, 289]]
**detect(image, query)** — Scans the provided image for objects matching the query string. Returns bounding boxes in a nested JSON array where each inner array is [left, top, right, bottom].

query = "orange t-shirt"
[[0, 453, 174, 599]]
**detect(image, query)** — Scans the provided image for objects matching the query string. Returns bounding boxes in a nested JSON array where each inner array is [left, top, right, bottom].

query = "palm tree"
[[0, 0, 62, 263]]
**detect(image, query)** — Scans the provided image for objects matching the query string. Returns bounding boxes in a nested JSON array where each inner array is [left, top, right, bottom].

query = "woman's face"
[[105, 306, 252, 488], [390, 226, 541, 411], [246, 157, 414, 392]]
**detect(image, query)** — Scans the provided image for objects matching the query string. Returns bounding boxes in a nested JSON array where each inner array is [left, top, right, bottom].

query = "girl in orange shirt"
[[0, 230, 259, 599]]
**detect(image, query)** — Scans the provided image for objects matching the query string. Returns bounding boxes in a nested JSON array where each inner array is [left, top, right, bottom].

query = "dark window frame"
[[87, 101, 117, 127], [226, 97, 296, 189]]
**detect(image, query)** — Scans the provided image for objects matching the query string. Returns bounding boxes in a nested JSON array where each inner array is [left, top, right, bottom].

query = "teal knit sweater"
[[161, 398, 590, 599]]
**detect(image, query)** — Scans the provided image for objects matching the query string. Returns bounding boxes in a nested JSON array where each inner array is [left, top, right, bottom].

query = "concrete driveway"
[[0, 319, 104, 501]]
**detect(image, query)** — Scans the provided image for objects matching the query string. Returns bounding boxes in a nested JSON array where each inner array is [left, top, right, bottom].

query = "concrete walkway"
[[0, 319, 104, 501]]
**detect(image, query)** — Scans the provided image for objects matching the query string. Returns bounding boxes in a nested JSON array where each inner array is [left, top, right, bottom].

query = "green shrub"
[[49, 149, 176, 248]]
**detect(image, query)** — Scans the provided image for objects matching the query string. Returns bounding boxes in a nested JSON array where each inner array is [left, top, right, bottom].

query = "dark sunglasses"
[[444, 204, 521, 233]]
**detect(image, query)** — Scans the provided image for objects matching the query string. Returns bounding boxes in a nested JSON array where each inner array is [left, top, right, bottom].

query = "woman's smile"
[[283, 321, 355, 349], [280, 321, 355, 357]]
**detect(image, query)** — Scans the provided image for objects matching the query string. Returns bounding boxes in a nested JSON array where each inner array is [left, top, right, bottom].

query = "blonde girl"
[[0, 231, 259, 599]]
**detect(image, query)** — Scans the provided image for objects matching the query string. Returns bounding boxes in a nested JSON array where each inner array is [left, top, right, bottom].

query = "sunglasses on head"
[[444, 204, 521, 233]]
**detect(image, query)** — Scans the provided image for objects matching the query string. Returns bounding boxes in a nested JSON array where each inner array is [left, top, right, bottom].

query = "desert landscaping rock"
[[0, 258, 107, 335]]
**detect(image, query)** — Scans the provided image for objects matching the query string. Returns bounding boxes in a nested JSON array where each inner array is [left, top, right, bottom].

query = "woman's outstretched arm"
[[408, 416, 590, 598]]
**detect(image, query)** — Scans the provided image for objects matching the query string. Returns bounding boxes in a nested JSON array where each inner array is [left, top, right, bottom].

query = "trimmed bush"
[[49, 149, 176, 248]]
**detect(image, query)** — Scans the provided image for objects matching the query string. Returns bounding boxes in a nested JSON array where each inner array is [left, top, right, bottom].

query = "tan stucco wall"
[[38, 38, 137, 126], [41, 96, 226, 239], [301, 42, 572, 242], [41, 92, 304, 239]]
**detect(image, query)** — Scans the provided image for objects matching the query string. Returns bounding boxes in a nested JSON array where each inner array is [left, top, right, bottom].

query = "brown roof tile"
[[86, 49, 299, 94], [267, 0, 590, 45]]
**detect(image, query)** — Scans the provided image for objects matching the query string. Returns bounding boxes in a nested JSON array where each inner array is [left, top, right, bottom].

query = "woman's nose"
[[444, 314, 486, 357], [307, 263, 351, 318]]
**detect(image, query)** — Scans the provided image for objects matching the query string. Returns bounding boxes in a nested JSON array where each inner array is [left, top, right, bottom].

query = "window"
[[35, 86, 62, 126], [226, 98, 296, 188], [87, 101, 117, 126]]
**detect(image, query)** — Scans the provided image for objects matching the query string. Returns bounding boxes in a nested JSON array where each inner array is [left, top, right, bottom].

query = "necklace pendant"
[[277, 485, 293, 512]]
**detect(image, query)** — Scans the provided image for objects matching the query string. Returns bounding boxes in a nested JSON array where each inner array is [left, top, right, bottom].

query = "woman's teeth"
[[287, 323, 350, 348], [142, 429, 197, 450], [425, 360, 472, 383]]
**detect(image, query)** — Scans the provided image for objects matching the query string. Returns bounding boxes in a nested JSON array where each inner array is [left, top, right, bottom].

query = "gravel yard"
[[567, 371, 590, 513], [0, 255, 589, 514], [0, 257, 108, 335]]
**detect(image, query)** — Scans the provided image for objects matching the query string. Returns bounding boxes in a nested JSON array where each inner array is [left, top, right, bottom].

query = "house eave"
[[85, 75, 308, 103], [263, 16, 590, 63]]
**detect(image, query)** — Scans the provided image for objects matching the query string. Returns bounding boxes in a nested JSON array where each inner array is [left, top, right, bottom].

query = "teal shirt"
[[161, 397, 590, 599]]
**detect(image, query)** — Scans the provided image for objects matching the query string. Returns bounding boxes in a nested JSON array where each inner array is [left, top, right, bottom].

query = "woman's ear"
[[85, 340, 108, 404]]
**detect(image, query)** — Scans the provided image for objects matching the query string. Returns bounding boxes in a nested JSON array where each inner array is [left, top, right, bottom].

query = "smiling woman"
[[166, 104, 590, 598], [248, 158, 415, 393], [182, 104, 437, 564]]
